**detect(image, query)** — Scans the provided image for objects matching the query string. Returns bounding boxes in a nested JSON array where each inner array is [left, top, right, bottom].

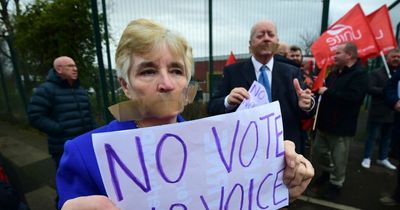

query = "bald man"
[[53, 56, 79, 85], [276, 41, 289, 57], [28, 56, 97, 168], [208, 20, 315, 154], [275, 42, 300, 68]]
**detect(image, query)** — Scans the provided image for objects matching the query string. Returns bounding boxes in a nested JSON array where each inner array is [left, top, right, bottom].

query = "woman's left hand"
[[283, 140, 314, 202], [61, 195, 120, 210]]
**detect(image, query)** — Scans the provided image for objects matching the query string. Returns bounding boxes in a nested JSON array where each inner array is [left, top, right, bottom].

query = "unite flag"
[[367, 5, 398, 54], [311, 3, 379, 91]]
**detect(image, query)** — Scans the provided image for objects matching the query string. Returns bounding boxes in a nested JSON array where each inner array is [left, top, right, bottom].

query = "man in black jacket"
[[28, 56, 97, 168], [312, 42, 368, 199]]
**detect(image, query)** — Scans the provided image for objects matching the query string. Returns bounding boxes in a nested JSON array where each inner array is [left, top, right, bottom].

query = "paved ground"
[[293, 109, 399, 210], [0, 120, 57, 210], [0, 108, 399, 210]]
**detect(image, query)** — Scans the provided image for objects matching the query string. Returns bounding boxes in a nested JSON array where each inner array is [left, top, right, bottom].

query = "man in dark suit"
[[208, 20, 314, 154]]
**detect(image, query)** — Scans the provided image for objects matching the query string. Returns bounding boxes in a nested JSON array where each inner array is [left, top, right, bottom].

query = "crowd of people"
[[275, 40, 400, 205], [9, 17, 398, 210]]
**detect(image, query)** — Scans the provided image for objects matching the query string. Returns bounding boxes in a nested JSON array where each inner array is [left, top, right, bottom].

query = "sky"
[[104, 0, 399, 61]]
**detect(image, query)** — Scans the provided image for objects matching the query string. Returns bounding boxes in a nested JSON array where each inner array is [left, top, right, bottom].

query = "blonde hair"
[[115, 19, 193, 85]]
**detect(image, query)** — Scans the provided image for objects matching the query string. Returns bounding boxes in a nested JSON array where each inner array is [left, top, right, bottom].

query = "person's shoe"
[[361, 158, 371, 169], [380, 196, 399, 206], [376, 159, 397, 170], [322, 183, 341, 200]]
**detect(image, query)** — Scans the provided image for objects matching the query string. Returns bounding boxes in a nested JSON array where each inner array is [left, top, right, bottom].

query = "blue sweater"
[[56, 116, 184, 209]]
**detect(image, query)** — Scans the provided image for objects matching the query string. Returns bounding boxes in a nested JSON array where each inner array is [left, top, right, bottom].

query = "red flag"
[[311, 4, 379, 69], [312, 62, 328, 92], [367, 5, 398, 54], [225, 51, 237, 66], [311, 4, 379, 91]]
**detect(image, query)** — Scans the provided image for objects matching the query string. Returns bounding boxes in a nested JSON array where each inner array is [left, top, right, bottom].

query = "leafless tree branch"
[[299, 31, 318, 56]]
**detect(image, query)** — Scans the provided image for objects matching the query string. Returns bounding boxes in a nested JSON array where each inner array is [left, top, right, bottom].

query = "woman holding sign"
[[57, 19, 314, 210]]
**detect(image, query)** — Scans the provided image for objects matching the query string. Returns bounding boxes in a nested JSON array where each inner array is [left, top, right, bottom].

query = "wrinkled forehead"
[[134, 44, 184, 66], [252, 21, 277, 36], [291, 50, 302, 55], [55, 57, 74, 66], [336, 44, 346, 53]]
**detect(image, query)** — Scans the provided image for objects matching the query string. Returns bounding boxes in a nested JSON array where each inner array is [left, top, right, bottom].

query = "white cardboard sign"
[[93, 101, 288, 210], [237, 81, 270, 111]]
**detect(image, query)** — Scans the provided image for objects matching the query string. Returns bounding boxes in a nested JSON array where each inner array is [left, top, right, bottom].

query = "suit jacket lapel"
[[240, 59, 257, 87], [271, 61, 285, 100]]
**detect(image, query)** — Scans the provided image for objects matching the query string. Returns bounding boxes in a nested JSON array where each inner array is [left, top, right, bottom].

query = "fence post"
[[101, 0, 116, 105], [90, 0, 112, 123], [320, 0, 330, 35], [0, 60, 13, 118], [208, 0, 214, 97], [6, 36, 27, 114]]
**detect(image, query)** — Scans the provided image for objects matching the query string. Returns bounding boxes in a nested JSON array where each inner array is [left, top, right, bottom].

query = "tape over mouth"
[[108, 83, 198, 121]]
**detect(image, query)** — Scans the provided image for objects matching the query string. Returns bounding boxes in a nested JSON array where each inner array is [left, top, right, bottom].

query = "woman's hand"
[[283, 140, 314, 202], [61, 195, 120, 210]]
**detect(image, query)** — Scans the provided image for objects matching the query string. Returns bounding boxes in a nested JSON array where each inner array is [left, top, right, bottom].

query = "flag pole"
[[312, 95, 322, 131], [380, 51, 392, 79]]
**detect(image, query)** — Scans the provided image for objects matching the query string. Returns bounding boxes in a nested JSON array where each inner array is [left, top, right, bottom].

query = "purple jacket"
[[56, 116, 184, 209]]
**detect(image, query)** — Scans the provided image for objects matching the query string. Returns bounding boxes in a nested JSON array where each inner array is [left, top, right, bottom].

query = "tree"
[[299, 31, 318, 56], [14, 0, 100, 91], [0, 0, 28, 111], [0, 42, 13, 119]]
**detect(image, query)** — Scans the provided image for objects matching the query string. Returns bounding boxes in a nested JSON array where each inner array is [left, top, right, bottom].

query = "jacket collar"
[[47, 68, 80, 87], [336, 59, 362, 75]]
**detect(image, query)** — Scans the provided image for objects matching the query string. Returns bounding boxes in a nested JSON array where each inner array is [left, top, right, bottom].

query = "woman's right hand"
[[61, 195, 120, 210]]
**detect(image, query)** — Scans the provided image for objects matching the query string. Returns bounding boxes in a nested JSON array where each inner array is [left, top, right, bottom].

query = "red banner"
[[311, 3, 379, 69], [367, 5, 398, 54], [312, 62, 328, 92], [225, 51, 237, 66]]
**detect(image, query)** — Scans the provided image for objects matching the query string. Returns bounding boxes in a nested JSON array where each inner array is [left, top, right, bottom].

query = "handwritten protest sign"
[[93, 101, 288, 210], [237, 81, 270, 111], [397, 81, 400, 98]]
